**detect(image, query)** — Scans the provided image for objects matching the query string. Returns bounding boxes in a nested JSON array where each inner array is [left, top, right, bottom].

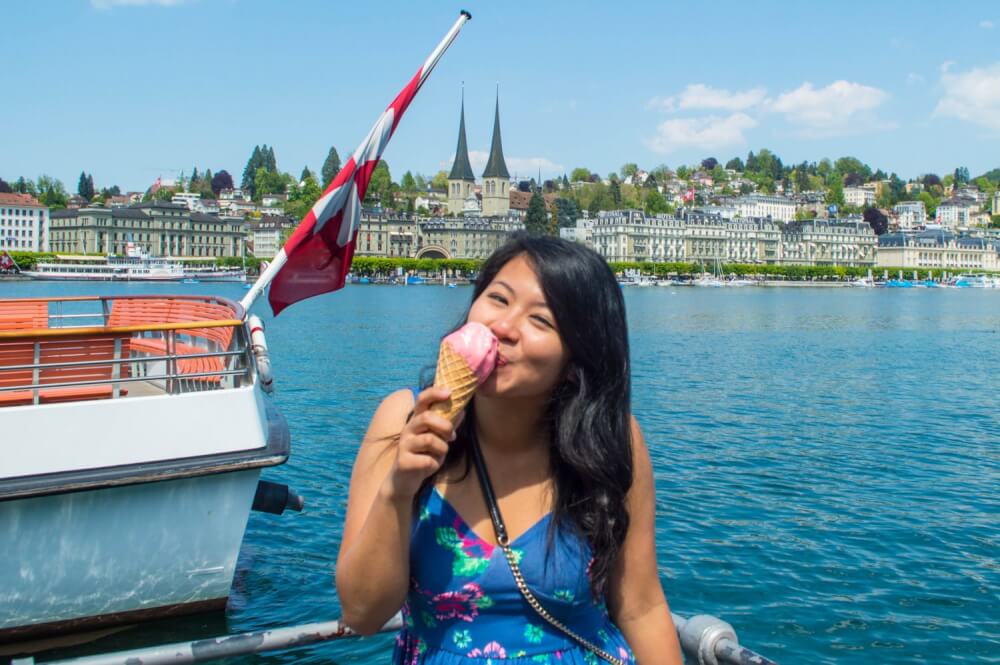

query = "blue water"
[[5, 281, 999, 664]]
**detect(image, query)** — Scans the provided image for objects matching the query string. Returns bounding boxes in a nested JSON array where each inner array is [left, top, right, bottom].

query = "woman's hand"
[[382, 387, 460, 502]]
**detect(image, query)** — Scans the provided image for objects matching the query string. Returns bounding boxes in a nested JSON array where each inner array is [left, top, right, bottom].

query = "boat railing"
[[0, 295, 253, 406]]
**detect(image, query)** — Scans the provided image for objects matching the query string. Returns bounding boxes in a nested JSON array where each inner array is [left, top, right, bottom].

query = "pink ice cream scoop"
[[431, 322, 498, 421], [442, 322, 498, 383]]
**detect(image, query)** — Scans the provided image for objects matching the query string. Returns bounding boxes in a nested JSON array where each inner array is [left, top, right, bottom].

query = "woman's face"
[[467, 254, 569, 400]]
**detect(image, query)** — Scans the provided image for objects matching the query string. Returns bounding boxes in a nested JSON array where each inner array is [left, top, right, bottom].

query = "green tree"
[[620, 163, 639, 179], [77, 171, 94, 201], [570, 167, 591, 183], [0, 178, 11, 193], [548, 196, 560, 236], [253, 167, 286, 201], [431, 170, 449, 190], [284, 173, 322, 220], [918, 191, 939, 218], [554, 197, 579, 227], [834, 156, 872, 182], [524, 191, 547, 235], [725, 157, 744, 171], [401, 171, 417, 192], [365, 161, 393, 207], [610, 179, 622, 206], [954, 166, 970, 186], [299, 166, 313, 182], [37, 175, 68, 208], [242, 146, 262, 194], [644, 189, 670, 215], [827, 180, 845, 208], [321, 147, 342, 186]]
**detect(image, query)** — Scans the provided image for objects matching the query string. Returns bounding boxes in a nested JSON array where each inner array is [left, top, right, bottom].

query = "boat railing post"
[[111, 337, 122, 399], [32, 340, 41, 405], [166, 329, 177, 395]]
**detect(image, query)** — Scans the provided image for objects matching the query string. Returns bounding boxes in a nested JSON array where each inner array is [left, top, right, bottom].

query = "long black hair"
[[422, 233, 633, 599]]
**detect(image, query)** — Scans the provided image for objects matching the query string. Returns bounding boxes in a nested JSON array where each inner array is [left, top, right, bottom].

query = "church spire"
[[482, 91, 510, 179], [448, 91, 476, 181]]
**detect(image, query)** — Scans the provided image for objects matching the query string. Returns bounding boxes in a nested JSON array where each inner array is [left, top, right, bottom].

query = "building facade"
[[248, 215, 295, 258], [893, 201, 927, 230], [877, 231, 1000, 271], [844, 186, 876, 208], [355, 210, 522, 260], [583, 209, 875, 267], [936, 198, 978, 229], [732, 194, 796, 222], [48, 201, 244, 257], [0, 193, 48, 252], [480, 97, 511, 218], [446, 99, 477, 216]]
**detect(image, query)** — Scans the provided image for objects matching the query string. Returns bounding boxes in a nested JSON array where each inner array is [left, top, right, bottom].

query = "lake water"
[[6, 281, 999, 664]]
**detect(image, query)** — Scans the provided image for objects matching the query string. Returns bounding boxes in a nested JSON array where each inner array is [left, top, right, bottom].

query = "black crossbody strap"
[[467, 437, 623, 665]]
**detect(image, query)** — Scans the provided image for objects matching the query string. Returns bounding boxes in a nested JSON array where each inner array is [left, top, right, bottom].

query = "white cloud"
[[645, 95, 676, 112], [91, 0, 190, 9], [646, 113, 757, 153], [441, 150, 563, 178], [979, 20, 994, 29], [646, 85, 767, 113], [934, 62, 1000, 130], [769, 80, 889, 135], [940, 60, 956, 73], [676, 84, 768, 111]]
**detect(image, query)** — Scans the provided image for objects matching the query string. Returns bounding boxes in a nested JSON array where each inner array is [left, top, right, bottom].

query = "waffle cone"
[[431, 342, 479, 422]]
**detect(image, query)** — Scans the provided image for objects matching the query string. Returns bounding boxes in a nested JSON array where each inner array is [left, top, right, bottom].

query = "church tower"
[[481, 93, 511, 218], [447, 95, 476, 216]]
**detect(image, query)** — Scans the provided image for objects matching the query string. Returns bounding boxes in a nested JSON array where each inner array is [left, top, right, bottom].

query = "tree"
[[676, 165, 690, 180], [863, 207, 889, 235], [37, 175, 68, 209], [253, 167, 286, 201], [211, 170, 234, 197], [401, 171, 417, 192], [620, 163, 639, 180], [190, 167, 200, 187], [570, 167, 591, 183], [644, 189, 670, 215], [414, 173, 428, 190], [524, 191, 547, 235], [610, 179, 622, 206], [284, 173, 322, 220], [918, 191, 939, 218], [365, 161, 393, 207], [0, 178, 11, 194], [321, 147, 342, 186], [77, 171, 94, 201], [242, 146, 263, 194], [100, 185, 121, 198], [922, 173, 941, 188], [548, 197, 559, 236], [701, 157, 718, 171], [843, 172, 864, 187], [554, 197, 579, 227], [725, 157, 744, 171], [827, 180, 845, 208], [834, 156, 871, 182], [431, 170, 449, 190], [954, 166, 970, 187]]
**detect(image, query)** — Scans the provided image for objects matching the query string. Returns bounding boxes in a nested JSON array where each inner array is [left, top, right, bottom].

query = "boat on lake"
[[0, 294, 296, 641], [22, 246, 246, 283]]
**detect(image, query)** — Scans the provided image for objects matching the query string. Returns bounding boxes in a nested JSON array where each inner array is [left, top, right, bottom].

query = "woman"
[[337, 235, 682, 664]]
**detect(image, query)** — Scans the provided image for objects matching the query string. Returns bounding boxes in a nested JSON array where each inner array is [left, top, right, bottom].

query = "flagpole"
[[239, 10, 472, 316]]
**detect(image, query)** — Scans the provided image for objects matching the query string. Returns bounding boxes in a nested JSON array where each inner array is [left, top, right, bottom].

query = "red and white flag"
[[0, 251, 14, 272], [683, 188, 695, 203], [258, 11, 471, 316]]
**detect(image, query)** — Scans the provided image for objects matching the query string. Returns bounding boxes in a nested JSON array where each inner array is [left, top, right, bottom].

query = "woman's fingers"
[[413, 387, 451, 416], [406, 406, 457, 441]]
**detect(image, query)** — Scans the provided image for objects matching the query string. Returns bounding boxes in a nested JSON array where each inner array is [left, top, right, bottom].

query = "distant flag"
[[683, 188, 695, 203], [242, 11, 472, 316], [0, 250, 19, 273]]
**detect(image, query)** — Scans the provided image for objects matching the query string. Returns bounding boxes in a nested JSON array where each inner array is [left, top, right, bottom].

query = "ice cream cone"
[[431, 342, 480, 422]]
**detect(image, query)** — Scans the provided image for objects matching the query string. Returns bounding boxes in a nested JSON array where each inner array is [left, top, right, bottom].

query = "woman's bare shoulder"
[[363, 388, 416, 444]]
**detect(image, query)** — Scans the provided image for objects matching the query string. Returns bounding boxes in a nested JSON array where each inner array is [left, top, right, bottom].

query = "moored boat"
[[0, 294, 295, 642]]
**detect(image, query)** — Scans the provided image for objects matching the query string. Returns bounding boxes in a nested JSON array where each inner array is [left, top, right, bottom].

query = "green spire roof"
[[482, 96, 510, 179], [448, 99, 476, 181]]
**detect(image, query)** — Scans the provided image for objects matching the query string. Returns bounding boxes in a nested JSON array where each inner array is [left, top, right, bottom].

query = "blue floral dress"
[[392, 485, 635, 664]]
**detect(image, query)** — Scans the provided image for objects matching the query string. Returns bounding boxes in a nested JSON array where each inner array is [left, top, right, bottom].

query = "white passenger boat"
[[0, 294, 295, 641], [21, 248, 247, 283]]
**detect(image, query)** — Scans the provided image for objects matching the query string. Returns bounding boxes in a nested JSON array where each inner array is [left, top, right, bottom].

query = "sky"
[[3, 1, 1000, 194]]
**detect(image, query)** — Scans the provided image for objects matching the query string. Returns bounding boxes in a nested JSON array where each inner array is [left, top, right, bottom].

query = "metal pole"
[[238, 10, 471, 315], [19, 612, 776, 665]]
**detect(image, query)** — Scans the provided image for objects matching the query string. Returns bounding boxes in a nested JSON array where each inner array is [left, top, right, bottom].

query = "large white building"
[[248, 215, 295, 258], [936, 198, 978, 229], [732, 194, 796, 222], [585, 209, 874, 266], [844, 186, 876, 208], [878, 231, 1000, 271], [992, 190, 1000, 216], [893, 201, 927, 230], [0, 193, 49, 252]]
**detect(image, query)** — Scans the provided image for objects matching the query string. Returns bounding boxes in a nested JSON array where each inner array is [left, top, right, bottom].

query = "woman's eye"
[[532, 315, 554, 329], [488, 293, 507, 305]]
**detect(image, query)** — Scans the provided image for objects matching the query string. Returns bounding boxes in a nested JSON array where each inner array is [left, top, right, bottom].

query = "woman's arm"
[[608, 416, 683, 664], [335, 387, 456, 634]]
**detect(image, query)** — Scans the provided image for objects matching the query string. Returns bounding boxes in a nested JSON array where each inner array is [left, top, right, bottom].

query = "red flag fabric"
[[0, 251, 14, 272], [267, 70, 427, 315]]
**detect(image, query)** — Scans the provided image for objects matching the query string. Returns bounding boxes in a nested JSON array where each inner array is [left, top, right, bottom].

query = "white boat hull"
[[0, 469, 260, 636]]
